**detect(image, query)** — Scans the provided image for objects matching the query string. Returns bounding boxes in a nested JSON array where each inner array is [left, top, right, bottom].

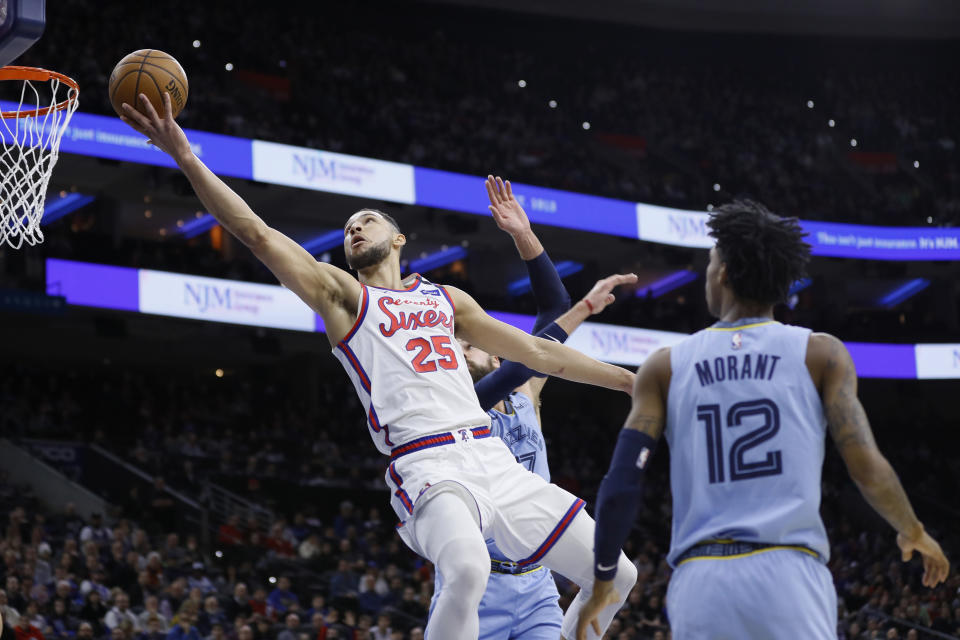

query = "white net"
[[0, 70, 79, 249]]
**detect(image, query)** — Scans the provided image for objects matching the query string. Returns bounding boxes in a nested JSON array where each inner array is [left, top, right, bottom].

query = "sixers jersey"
[[486, 391, 549, 562], [665, 319, 830, 566], [333, 275, 490, 455]]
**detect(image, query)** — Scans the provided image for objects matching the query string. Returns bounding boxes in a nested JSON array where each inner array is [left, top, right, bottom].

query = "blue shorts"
[[431, 564, 562, 640], [666, 547, 837, 639]]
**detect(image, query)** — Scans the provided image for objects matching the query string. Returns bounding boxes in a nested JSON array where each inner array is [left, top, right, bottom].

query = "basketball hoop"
[[0, 65, 79, 249]]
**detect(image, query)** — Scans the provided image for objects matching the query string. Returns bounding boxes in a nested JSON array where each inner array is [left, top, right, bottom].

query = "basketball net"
[[0, 66, 79, 249]]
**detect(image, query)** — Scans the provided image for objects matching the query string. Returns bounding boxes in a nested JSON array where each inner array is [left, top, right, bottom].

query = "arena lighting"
[[788, 278, 813, 296], [877, 278, 931, 309], [192, 40, 200, 48], [300, 230, 344, 255], [850, 139, 858, 147], [179, 213, 218, 239], [407, 245, 468, 273], [518, 79, 526, 88], [635, 269, 698, 298], [582, 121, 591, 130], [548, 99, 557, 108], [225, 62, 234, 71], [914, 160, 920, 168], [507, 260, 583, 296], [41, 192, 94, 224], [713, 183, 721, 191], [828, 119, 835, 127], [806, 100, 814, 108]]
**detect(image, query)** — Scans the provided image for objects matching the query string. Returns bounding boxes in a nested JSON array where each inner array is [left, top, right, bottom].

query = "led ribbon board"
[[46, 259, 960, 379]]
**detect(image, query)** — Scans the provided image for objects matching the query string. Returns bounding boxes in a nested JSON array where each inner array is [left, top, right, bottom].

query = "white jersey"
[[333, 275, 491, 455]]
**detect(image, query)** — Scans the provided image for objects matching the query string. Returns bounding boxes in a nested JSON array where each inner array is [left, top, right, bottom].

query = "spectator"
[[0, 590, 21, 631], [77, 591, 107, 637], [138, 616, 166, 640], [13, 611, 44, 640], [137, 597, 168, 634], [327, 564, 356, 602], [75, 623, 94, 640], [165, 605, 200, 640], [79, 572, 109, 603], [105, 593, 139, 633], [196, 598, 225, 638], [46, 599, 78, 640], [265, 579, 297, 617], [296, 536, 319, 562], [274, 614, 298, 640], [222, 585, 250, 622], [79, 515, 112, 547], [369, 615, 390, 640], [234, 626, 252, 640], [186, 566, 214, 597], [215, 517, 243, 550]]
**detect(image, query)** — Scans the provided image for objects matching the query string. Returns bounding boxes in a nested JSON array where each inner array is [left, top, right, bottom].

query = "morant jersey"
[[665, 318, 830, 567], [333, 275, 490, 455]]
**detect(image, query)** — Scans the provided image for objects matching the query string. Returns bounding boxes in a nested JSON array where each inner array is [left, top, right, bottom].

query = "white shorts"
[[386, 431, 584, 565]]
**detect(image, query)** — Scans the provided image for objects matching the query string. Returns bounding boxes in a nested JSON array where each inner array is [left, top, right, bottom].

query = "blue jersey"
[[665, 318, 829, 567], [486, 391, 548, 561]]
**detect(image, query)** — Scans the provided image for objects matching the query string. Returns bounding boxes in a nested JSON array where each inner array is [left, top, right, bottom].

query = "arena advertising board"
[[18, 101, 958, 261], [251, 140, 416, 204], [45, 259, 959, 379], [0, 101, 254, 179]]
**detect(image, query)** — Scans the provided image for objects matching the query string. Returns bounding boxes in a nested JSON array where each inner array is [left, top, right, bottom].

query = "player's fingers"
[[485, 177, 498, 205], [120, 104, 153, 132], [162, 91, 174, 120], [138, 93, 162, 123], [606, 293, 615, 305], [591, 617, 601, 635], [901, 547, 913, 563], [495, 176, 506, 199], [505, 179, 514, 199]]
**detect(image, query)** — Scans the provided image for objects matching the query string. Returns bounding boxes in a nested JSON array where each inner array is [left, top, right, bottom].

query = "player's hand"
[[582, 273, 639, 315], [485, 175, 531, 237], [120, 92, 193, 164], [576, 579, 621, 640], [897, 526, 950, 587]]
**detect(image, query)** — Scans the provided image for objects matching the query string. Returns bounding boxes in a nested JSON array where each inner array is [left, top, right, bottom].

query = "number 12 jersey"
[[665, 318, 830, 566]]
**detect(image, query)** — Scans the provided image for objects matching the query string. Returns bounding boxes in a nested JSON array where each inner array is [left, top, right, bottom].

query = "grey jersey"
[[665, 318, 829, 567]]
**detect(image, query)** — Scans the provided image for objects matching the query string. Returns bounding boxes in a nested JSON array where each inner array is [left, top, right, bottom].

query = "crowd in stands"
[[1, 360, 959, 638], [19, 1, 960, 228]]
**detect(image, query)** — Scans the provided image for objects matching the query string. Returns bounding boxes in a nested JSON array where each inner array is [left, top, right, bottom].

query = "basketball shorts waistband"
[[390, 426, 492, 460], [676, 540, 821, 565], [490, 559, 544, 575]]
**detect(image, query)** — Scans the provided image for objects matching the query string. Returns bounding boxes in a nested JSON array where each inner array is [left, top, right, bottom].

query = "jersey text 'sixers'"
[[333, 276, 490, 455]]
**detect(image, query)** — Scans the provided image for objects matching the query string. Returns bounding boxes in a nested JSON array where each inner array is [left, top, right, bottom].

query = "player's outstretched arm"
[[119, 93, 359, 328], [577, 347, 670, 640], [446, 286, 634, 394], [809, 333, 949, 588]]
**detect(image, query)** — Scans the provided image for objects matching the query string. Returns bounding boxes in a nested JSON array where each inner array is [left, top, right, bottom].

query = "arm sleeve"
[[473, 250, 571, 411], [473, 321, 568, 411], [525, 250, 572, 333]]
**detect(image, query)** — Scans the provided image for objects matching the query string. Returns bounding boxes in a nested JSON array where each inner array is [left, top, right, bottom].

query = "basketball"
[[108, 49, 189, 119]]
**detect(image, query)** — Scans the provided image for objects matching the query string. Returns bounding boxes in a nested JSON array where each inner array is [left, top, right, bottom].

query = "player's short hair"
[[346, 208, 402, 235], [707, 200, 810, 305]]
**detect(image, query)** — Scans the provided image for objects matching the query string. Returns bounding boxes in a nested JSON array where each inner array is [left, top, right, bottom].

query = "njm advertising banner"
[[252, 140, 416, 204], [45, 259, 959, 379]]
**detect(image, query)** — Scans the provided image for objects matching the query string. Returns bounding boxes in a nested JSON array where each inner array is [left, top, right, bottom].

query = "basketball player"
[[430, 180, 637, 639], [120, 93, 638, 640], [576, 201, 951, 639]]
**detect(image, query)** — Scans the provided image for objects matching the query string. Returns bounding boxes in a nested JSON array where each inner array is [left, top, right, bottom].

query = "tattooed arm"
[[807, 333, 949, 587]]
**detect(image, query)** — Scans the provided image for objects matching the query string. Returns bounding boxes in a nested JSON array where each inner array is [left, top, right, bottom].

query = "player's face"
[[343, 211, 399, 270], [457, 339, 499, 382], [705, 246, 725, 317]]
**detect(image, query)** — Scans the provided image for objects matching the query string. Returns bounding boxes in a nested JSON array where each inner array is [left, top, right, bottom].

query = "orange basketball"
[[108, 49, 189, 119]]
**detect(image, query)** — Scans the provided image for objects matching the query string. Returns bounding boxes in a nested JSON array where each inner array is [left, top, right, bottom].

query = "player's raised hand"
[[120, 92, 193, 163], [576, 580, 621, 640], [897, 527, 950, 588], [581, 273, 639, 315], [485, 175, 530, 237]]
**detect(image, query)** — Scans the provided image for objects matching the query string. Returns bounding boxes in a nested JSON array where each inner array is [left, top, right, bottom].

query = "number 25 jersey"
[[333, 275, 491, 455], [665, 319, 830, 566]]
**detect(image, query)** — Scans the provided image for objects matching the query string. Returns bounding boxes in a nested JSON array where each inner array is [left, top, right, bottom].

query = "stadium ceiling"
[[424, 0, 960, 38]]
